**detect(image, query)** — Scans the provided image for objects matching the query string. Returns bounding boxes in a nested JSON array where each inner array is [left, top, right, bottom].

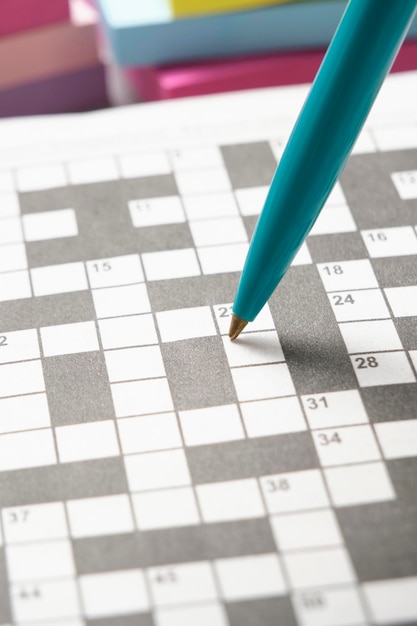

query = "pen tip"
[[229, 314, 248, 340]]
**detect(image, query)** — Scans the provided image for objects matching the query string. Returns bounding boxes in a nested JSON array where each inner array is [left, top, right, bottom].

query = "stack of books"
[[0, 0, 108, 117], [95, 0, 417, 102]]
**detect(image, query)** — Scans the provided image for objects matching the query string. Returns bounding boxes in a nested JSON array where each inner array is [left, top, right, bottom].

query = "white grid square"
[[182, 191, 238, 221], [0, 192, 19, 217], [241, 396, 306, 437], [215, 554, 286, 601], [142, 249, 200, 281], [196, 479, 264, 523], [2, 502, 67, 544], [214, 303, 275, 335], [291, 242, 312, 266], [312, 425, 381, 466], [189, 217, 247, 247], [222, 330, 284, 366], [129, 196, 185, 228], [86, 254, 143, 288], [10, 579, 80, 622], [232, 363, 295, 401], [362, 226, 417, 258], [318, 259, 378, 292], [67, 495, 134, 538], [260, 469, 329, 514], [293, 586, 366, 626], [0, 429, 56, 472], [339, 319, 402, 353], [0, 243, 27, 272], [104, 345, 165, 382], [283, 547, 355, 589], [325, 462, 395, 506], [0, 393, 50, 434], [16, 163, 67, 191], [328, 289, 390, 322], [0, 216, 23, 244], [310, 205, 356, 235], [198, 243, 249, 274], [301, 390, 368, 429], [22, 209, 77, 242], [363, 577, 417, 625], [6, 539, 74, 581], [384, 286, 417, 317], [132, 487, 200, 530], [375, 420, 417, 460], [124, 449, 190, 492], [40, 321, 99, 357], [271, 509, 343, 551], [179, 405, 244, 446], [119, 150, 171, 178], [155, 603, 227, 626], [92, 283, 151, 318], [31, 262, 88, 297], [98, 314, 157, 349], [156, 306, 216, 342], [391, 170, 417, 199], [80, 570, 149, 618], [0, 270, 31, 302], [0, 329, 39, 364], [111, 378, 174, 417], [169, 146, 223, 171], [175, 167, 231, 195], [351, 351, 415, 387], [0, 360, 44, 398], [234, 186, 268, 216], [148, 561, 217, 606], [56, 421, 119, 463], [117, 413, 181, 454], [0, 173, 15, 193], [68, 157, 119, 184]]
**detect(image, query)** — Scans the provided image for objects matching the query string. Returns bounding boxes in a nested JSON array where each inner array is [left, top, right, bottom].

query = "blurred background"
[[1, 0, 417, 118]]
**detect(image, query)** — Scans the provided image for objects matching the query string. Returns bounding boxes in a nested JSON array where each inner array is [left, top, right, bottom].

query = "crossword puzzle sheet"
[[0, 71, 416, 626]]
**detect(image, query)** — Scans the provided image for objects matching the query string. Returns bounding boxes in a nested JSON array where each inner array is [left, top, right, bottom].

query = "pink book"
[[126, 40, 417, 101], [0, 0, 70, 37]]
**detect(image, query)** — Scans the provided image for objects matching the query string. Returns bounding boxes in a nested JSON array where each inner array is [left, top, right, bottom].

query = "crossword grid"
[[0, 133, 416, 626]]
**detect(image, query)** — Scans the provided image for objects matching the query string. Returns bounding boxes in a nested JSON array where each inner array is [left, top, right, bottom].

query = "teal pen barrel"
[[233, 0, 417, 323]]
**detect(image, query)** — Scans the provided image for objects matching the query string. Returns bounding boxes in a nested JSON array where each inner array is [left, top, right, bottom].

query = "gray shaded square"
[[148, 274, 238, 313], [394, 318, 417, 351], [161, 336, 236, 411], [19, 186, 77, 214], [134, 223, 193, 254], [43, 352, 114, 426], [307, 233, 368, 263], [269, 266, 357, 394], [0, 291, 95, 332], [337, 501, 417, 581], [372, 257, 417, 288], [26, 237, 85, 268], [388, 458, 417, 505], [221, 142, 277, 188], [341, 149, 417, 229], [137, 520, 275, 567], [0, 458, 128, 506], [0, 549, 12, 623], [120, 175, 178, 202], [243, 215, 258, 240], [187, 434, 318, 484], [73, 534, 138, 574], [226, 597, 297, 626], [87, 616, 154, 626], [361, 384, 417, 423]]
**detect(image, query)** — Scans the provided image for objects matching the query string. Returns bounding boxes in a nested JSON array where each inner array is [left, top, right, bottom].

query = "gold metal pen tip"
[[229, 314, 248, 340]]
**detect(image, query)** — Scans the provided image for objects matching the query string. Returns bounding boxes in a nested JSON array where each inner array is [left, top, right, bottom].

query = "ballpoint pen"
[[229, 0, 417, 340]]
